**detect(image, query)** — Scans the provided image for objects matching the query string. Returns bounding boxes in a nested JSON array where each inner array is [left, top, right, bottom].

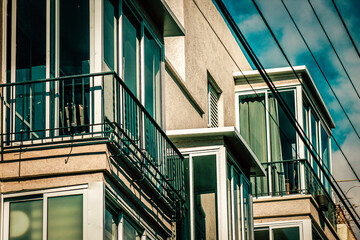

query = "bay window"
[[237, 88, 332, 197]]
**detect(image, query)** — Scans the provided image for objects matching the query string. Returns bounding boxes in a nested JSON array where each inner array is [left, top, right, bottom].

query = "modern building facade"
[[234, 66, 340, 240], [0, 0, 354, 239]]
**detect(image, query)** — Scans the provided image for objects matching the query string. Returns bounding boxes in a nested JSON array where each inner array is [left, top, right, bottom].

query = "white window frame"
[[227, 154, 253, 240], [1, 187, 88, 240], [254, 220, 305, 240]]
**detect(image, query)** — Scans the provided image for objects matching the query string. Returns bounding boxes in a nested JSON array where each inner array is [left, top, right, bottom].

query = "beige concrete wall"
[[253, 195, 338, 240], [165, 0, 252, 131]]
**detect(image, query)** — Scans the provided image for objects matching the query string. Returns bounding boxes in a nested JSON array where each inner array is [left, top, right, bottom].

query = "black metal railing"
[[0, 71, 185, 211], [252, 159, 336, 227]]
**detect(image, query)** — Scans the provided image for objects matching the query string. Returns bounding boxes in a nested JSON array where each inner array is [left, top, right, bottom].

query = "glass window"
[[6, 193, 83, 240], [47, 195, 83, 240], [193, 155, 217, 240], [227, 165, 233, 240], [9, 200, 43, 240], [310, 113, 319, 176], [105, 208, 118, 240], [243, 180, 251, 240], [272, 227, 300, 240], [123, 219, 141, 240], [122, 5, 140, 97], [303, 103, 309, 161], [321, 126, 330, 194], [104, 0, 117, 71], [238, 94, 267, 163], [254, 228, 269, 240], [144, 30, 161, 122], [233, 171, 242, 240]]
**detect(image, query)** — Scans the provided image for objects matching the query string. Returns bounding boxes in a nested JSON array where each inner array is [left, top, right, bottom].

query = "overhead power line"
[[307, 0, 360, 100], [213, 0, 360, 229], [280, 0, 360, 184], [249, 0, 360, 228], [331, 0, 360, 59]]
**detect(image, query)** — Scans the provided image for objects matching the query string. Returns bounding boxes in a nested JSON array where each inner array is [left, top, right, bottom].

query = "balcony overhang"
[[138, 0, 185, 37], [167, 127, 266, 177]]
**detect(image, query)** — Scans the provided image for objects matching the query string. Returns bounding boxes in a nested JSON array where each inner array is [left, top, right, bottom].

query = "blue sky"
[[221, 0, 360, 234]]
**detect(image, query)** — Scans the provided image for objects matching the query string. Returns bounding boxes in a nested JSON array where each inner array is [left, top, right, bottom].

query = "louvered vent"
[[208, 84, 219, 128]]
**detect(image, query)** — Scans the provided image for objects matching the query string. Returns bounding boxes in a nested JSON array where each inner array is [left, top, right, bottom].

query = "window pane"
[[321, 126, 330, 194], [243, 180, 251, 240], [254, 229, 269, 240], [193, 155, 217, 240], [272, 227, 300, 240], [227, 165, 232, 240], [9, 200, 43, 240], [233, 171, 242, 240], [303, 103, 309, 161], [238, 94, 267, 163], [60, 0, 89, 75], [144, 30, 161, 122], [311, 113, 319, 176], [269, 91, 298, 195], [105, 208, 118, 240], [14, 0, 46, 140], [123, 5, 140, 96], [123, 219, 140, 240], [239, 94, 268, 196], [104, 0, 116, 71], [47, 195, 83, 240]]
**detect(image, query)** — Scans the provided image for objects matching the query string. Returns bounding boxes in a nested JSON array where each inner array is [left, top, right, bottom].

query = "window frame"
[[2, 187, 87, 240], [254, 220, 304, 240], [227, 154, 253, 240]]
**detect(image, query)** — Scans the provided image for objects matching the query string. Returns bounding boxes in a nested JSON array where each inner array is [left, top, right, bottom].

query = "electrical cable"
[[307, 0, 360, 100], [213, 0, 360, 229], [251, 0, 360, 224], [280, 0, 360, 184], [251, 0, 360, 225], [331, 0, 360, 59]]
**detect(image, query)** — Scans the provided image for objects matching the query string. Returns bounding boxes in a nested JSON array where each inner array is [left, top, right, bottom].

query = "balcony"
[[0, 72, 184, 213], [252, 159, 336, 228]]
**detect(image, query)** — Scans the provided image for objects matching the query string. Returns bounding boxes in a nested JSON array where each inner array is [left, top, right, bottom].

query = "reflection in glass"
[[47, 195, 83, 240], [9, 200, 43, 240], [193, 155, 217, 240]]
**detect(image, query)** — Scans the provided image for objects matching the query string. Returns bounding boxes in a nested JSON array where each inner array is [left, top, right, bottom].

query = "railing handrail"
[[260, 158, 335, 207], [0, 71, 114, 87], [0, 71, 184, 161]]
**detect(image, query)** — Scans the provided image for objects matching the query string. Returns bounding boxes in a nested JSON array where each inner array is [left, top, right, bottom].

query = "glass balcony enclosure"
[[235, 76, 335, 227], [2, 0, 185, 210]]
